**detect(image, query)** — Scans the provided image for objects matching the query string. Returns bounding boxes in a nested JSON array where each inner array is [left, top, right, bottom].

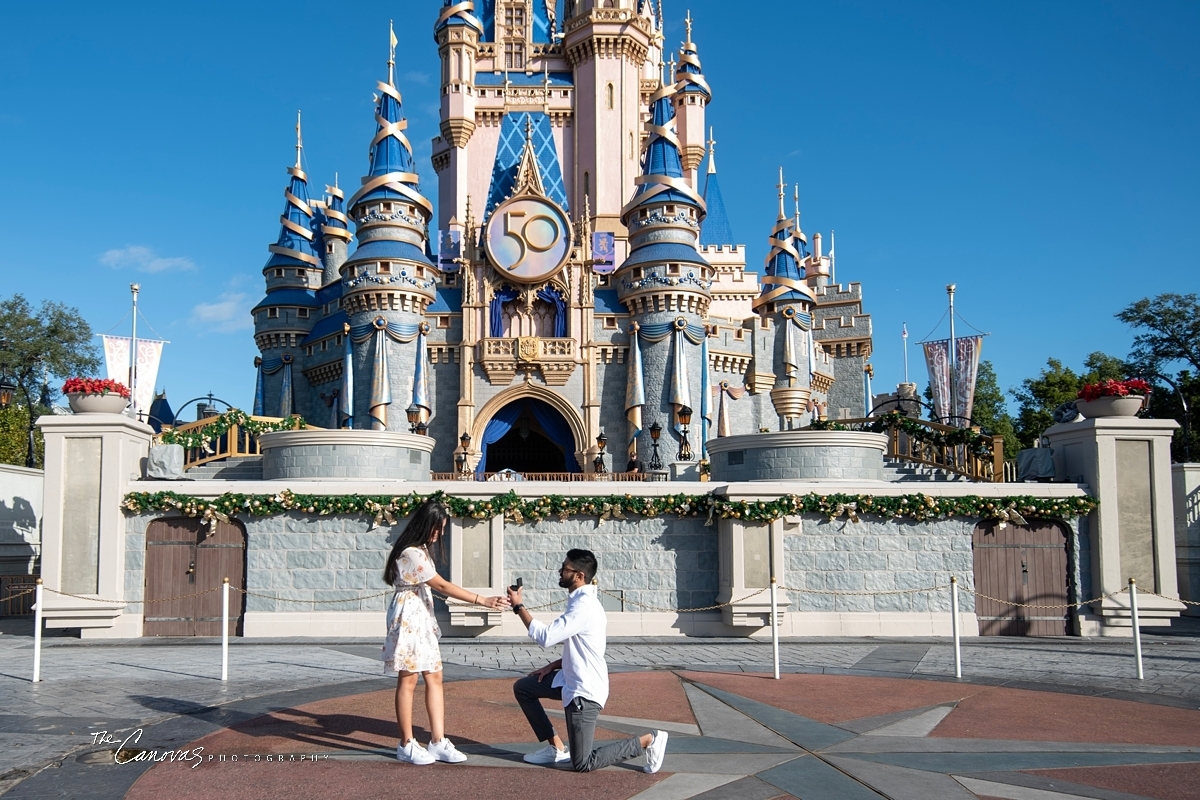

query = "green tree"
[[0, 294, 100, 468], [1117, 293, 1200, 461], [1010, 352, 1125, 449], [970, 361, 1018, 459]]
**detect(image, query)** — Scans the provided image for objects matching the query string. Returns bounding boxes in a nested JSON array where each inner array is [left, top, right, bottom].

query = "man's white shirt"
[[526, 584, 609, 708]]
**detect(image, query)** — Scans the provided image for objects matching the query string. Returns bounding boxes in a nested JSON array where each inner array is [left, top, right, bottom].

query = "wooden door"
[[972, 521, 1069, 636], [144, 518, 245, 636]]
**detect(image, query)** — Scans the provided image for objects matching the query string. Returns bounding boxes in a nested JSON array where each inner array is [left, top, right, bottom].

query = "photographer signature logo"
[[90, 730, 331, 769]]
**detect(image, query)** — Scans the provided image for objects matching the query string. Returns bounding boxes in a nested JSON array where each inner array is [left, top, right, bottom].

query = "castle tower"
[[341, 26, 437, 431], [318, 179, 352, 287], [251, 113, 320, 417], [433, 1, 483, 228], [564, 0, 655, 254], [617, 69, 713, 465], [673, 12, 711, 188], [752, 170, 829, 429]]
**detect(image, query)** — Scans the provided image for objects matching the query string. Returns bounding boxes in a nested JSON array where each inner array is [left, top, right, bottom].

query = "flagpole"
[[946, 284, 957, 425], [130, 283, 140, 420], [902, 323, 909, 384]]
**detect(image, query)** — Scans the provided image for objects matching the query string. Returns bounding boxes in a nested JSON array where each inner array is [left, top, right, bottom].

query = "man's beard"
[[559, 574, 574, 589]]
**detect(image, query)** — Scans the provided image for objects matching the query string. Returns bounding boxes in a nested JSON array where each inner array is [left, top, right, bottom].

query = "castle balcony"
[[478, 336, 576, 386]]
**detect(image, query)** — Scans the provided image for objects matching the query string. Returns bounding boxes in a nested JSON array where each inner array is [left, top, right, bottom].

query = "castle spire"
[[706, 127, 716, 174], [621, 61, 705, 217], [755, 167, 813, 312], [793, 182, 808, 255], [777, 167, 786, 220], [699, 126, 733, 246], [388, 20, 397, 86], [675, 10, 712, 101], [264, 120, 320, 272], [295, 110, 303, 169]]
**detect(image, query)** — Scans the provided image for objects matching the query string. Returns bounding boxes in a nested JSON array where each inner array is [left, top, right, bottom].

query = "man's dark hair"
[[565, 548, 598, 583]]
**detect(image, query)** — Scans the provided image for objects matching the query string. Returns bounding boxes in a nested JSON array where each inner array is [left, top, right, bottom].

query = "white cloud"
[[190, 292, 253, 333], [100, 245, 196, 273], [401, 70, 431, 86]]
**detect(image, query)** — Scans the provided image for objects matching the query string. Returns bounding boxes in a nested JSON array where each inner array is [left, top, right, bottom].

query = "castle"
[[250, 0, 874, 476]]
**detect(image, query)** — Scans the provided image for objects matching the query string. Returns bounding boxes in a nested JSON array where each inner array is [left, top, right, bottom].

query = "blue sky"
[[1, 1, 1196, 418]]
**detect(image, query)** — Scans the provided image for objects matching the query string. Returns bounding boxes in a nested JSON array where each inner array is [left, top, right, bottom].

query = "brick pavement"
[[0, 620, 1197, 797]]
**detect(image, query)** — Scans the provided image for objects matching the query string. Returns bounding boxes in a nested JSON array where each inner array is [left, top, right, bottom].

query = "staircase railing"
[[430, 471, 649, 482], [158, 413, 315, 471], [813, 413, 1005, 482]]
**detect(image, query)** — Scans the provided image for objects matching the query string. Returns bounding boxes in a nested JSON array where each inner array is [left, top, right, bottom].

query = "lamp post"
[[405, 403, 420, 434], [676, 406, 693, 462], [648, 421, 663, 471], [458, 432, 472, 475], [0, 378, 15, 411], [594, 432, 608, 474]]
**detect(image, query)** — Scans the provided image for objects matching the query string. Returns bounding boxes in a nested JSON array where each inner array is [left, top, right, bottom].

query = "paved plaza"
[[1, 619, 1198, 799]]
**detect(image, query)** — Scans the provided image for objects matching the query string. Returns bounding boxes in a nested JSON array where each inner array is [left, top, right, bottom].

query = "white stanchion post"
[[1129, 578, 1143, 680], [32, 579, 43, 683], [221, 578, 230, 682], [769, 578, 780, 680], [950, 577, 962, 679]]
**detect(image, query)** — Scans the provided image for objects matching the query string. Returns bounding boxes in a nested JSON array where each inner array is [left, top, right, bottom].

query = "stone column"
[[1173, 463, 1200, 616], [444, 513, 504, 629], [714, 484, 789, 631], [35, 413, 153, 637], [1044, 417, 1184, 635]]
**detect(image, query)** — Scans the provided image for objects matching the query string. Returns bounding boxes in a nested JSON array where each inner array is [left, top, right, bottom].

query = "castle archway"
[[471, 386, 586, 475]]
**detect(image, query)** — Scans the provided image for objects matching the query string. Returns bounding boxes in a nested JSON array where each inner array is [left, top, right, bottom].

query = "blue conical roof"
[[265, 165, 320, 270], [623, 82, 704, 217], [348, 76, 431, 218], [699, 161, 733, 246], [434, 0, 484, 38], [753, 174, 813, 311]]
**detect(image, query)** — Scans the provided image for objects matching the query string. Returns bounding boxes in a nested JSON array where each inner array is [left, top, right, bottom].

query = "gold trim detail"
[[268, 245, 320, 267]]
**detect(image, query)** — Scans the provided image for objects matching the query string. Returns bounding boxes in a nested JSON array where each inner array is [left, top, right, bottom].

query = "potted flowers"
[[63, 377, 131, 414], [1075, 378, 1151, 419]]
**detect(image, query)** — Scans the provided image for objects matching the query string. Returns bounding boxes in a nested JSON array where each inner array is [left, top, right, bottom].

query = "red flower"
[[62, 377, 132, 399], [1077, 378, 1152, 402]]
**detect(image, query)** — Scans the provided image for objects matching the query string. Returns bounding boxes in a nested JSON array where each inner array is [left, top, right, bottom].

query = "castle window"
[[504, 5, 526, 31], [735, 329, 745, 341], [605, 83, 614, 109], [666, 205, 675, 215], [504, 42, 524, 70], [306, 346, 314, 357], [379, 262, 392, 274], [667, 264, 680, 276], [274, 269, 284, 277], [326, 243, 334, 254], [597, 273, 610, 287], [603, 316, 617, 329], [298, 308, 310, 319], [320, 340, 328, 351], [444, 273, 457, 287], [335, 335, 343, 345], [438, 316, 451, 328], [383, 203, 393, 213], [268, 308, 279, 319]]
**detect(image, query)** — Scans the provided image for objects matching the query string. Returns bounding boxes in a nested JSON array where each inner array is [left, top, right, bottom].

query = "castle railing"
[[161, 414, 315, 471], [431, 471, 649, 482], [816, 414, 1005, 482]]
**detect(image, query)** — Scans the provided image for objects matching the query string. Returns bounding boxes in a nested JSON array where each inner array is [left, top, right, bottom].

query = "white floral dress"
[[382, 547, 443, 674]]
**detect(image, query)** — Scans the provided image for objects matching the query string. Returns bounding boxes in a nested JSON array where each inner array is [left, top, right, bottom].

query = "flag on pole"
[[902, 323, 908, 340], [389, 22, 398, 52]]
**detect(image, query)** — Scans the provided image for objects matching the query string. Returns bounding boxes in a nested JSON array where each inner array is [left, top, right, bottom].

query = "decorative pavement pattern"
[[1, 620, 1199, 799]]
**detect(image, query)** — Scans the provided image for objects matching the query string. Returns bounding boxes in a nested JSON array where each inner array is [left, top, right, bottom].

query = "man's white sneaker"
[[643, 730, 668, 774], [427, 738, 468, 763], [396, 740, 436, 765], [523, 744, 571, 764]]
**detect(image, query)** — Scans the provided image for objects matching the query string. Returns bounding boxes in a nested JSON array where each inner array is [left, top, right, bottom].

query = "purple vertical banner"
[[592, 232, 615, 274], [955, 336, 983, 425], [438, 229, 462, 272], [922, 339, 952, 422]]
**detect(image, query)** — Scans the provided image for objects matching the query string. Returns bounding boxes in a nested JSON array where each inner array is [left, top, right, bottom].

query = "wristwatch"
[[511, 603, 525, 615]]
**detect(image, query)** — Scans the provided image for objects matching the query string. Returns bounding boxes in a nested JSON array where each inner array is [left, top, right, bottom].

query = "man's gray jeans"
[[513, 672, 645, 772]]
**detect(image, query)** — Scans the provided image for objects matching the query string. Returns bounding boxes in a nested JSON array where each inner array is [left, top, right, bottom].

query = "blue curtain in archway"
[[535, 286, 567, 337], [476, 398, 580, 475], [489, 287, 520, 338]]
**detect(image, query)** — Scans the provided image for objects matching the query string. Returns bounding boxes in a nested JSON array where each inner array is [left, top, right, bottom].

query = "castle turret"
[[341, 25, 437, 431], [251, 112, 320, 417], [617, 69, 713, 466], [673, 12, 711, 188], [319, 179, 352, 287], [433, 1, 483, 229]]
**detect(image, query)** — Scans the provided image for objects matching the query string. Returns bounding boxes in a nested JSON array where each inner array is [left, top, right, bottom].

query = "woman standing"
[[382, 498, 508, 764]]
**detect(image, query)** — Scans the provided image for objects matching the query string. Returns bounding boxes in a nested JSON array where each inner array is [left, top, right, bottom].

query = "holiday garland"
[[156, 410, 308, 450], [809, 412, 996, 457], [121, 488, 1097, 528]]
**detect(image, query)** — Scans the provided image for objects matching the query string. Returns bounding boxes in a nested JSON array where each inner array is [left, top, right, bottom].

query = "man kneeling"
[[508, 549, 668, 773]]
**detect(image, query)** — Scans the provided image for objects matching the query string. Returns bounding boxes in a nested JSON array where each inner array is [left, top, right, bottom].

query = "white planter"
[[67, 393, 129, 414], [1076, 395, 1145, 418]]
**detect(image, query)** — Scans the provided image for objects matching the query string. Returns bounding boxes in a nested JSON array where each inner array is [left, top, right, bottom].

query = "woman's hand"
[[479, 595, 510, 610]]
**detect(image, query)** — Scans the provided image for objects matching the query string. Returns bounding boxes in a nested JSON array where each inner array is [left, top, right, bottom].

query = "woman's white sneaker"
[[396, 740, 436, 765], [643, 730, 669, 774], [427, 738, 468, 763], [523, 744, 571, 764]]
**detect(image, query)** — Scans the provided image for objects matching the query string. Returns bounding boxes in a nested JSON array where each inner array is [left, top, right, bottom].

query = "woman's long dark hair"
[[383, 498, 449, 585]]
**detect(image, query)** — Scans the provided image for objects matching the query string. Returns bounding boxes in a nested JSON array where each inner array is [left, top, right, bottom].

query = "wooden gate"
[[972, 520, 1069, 636], [144, 517, 245, 636]]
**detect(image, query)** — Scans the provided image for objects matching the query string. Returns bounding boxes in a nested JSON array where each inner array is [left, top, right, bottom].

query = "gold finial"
[[524, 114, 533, 144], [684, 10, 693, 45], [706, 126, 716, 174], [793, 183, 801, 228], [776, 167, 786, 219], [388, 19, 398, 85], [294, 110, 303, 168], [334, 171, 339, 189], [668, 53, 677, 78]]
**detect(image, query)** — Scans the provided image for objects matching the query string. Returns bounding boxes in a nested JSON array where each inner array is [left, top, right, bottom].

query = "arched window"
[[605, 82, 614, 109]]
